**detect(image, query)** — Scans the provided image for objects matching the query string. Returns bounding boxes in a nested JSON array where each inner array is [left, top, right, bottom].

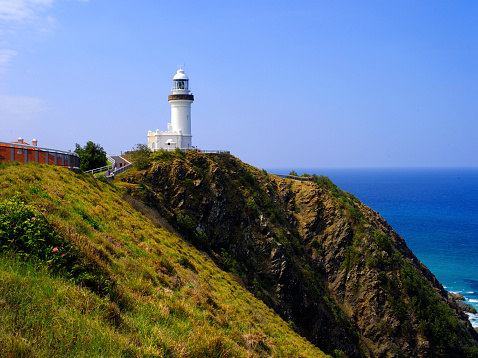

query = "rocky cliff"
[[123, 151, 478, 357]]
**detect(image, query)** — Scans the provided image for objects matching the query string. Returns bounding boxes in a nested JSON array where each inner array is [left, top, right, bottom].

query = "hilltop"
[[1, 152, 478, 357]]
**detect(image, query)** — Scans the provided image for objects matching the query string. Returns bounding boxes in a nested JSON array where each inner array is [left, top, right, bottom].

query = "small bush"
[[342, 245, 360, 271], [130, 143, 152, 170], [245, 199, 258, 216], [78, 211, 102, 231], [175, 210, 209, 250], [374, 231, 393, 254], [311, 239, 320, 249], [220, 248, 241, 275], [174, 147, 186, 159], [0, 194, 74, 268], [0, 194, 120, 303]]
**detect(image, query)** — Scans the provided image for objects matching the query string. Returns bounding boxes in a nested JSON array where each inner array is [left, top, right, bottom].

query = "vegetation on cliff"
[[2, 151, 478, 358], [120, 150, 478, 358], [0, 162, 326, 357]]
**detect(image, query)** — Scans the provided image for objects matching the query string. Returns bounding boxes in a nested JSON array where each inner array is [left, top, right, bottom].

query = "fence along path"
[[105, 155, 132, 178], [272, 174, 314, 182], [84, 155, 132, 178]]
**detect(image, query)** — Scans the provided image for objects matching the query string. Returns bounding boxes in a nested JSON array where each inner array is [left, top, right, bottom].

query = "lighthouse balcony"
[[168, 94, 194, 101], [148, 129, 184, 136]]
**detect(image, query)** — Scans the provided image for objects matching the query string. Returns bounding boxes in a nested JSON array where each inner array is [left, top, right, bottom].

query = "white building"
[[148, 68, 194, 151]]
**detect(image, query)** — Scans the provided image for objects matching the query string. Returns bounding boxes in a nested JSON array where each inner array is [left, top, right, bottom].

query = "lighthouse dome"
[[173, 69, 189, 80]]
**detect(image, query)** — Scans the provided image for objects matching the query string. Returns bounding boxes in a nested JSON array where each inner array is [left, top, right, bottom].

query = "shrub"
[[245, 199, 258, 216], [0, 195, 120, 303], [342, 245, 360, 271], [374, 231, 393, 254], [0, 194, 74, 268], [175, 210, 209, 250], [174, 147, 186, 159], [130, 144, 152, 170], [74, 141, 107, 172], [311, 238, 320, 249], [220, 248, 241, 275]]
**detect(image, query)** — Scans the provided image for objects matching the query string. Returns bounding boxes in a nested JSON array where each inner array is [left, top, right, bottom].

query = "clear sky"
[[1, 0, 477, 169]]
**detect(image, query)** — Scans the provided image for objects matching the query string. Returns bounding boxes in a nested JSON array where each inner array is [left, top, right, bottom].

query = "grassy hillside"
[[0, 162, 327, 357]]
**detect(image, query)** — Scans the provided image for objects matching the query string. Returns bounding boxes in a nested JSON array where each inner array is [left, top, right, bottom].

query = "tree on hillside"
[[74, 141, 107, 172], [129, 143, 151, 170]]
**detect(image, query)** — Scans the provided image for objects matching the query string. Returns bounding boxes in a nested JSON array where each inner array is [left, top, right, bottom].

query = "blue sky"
[[1, 1, 477, 168]]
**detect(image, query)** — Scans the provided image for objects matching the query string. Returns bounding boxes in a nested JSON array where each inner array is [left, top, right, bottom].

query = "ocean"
[[267, 167, 478, 327]]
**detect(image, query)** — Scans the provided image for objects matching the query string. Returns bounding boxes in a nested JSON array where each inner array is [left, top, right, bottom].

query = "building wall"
[[0, 143, 80, 168], [148, 131, 192, 151], [170, 100, 192, 136]]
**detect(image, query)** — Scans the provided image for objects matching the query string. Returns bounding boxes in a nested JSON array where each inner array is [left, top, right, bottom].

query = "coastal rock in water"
[[449, 292, 466, 301], [457, 301, 478, 314]]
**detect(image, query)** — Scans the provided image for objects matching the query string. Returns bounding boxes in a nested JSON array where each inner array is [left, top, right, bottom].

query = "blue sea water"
[[267, 167, 478, 326]]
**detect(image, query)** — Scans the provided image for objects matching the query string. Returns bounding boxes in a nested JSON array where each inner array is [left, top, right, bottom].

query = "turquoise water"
[[267, 168, 478, 326]]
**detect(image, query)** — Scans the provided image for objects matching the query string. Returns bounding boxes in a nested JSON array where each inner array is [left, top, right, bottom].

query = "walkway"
[[109, 155, 130, 170], [105, 154, 133, 179]]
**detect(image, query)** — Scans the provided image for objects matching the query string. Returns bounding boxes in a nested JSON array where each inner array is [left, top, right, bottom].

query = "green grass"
[[0, 162, 328, 357]]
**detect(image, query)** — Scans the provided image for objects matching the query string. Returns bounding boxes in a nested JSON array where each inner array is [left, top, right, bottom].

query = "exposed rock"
[[123, 152, 478, 358], [457, 301, 478, 314], [449, 292, 466, 301]]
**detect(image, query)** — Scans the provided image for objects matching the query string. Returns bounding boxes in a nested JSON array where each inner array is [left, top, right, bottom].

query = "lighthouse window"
[[174, 80, 188, 90]]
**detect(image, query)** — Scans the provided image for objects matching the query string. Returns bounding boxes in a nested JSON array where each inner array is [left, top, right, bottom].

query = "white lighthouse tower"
[[147, 68, 195, 151]]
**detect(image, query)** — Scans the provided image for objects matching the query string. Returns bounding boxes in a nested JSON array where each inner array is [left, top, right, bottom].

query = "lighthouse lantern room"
[[148, 68, 194, 151]]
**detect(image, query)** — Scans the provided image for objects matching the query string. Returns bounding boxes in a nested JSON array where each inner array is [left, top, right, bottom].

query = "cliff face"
[[123, 151, 478, 358]]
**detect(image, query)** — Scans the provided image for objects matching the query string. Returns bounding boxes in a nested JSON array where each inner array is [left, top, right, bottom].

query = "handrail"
[[151, 148, 230, 154], [85, 164, 114, 175], [86, 155, 131, 177], [106, 154, 115, 164], [105, 162, 133, 179], [198, 150, 230, 154], [272, 174, 314, 182], [119, 155, 131, 164]]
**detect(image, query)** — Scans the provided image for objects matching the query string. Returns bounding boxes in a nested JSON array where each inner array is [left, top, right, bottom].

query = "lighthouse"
[[147, 68, 195, 151]]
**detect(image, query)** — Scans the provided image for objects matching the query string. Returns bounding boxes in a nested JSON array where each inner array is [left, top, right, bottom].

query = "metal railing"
[[0, 141, 80, 168], [106, 154, 115, 168], [85, 164, 114, 175], [272, 174, 314, 182], [150, 148, 230, 154], [198, 149, 230, 154], [86, 155, 132, 177], [105, 162, 133, 179]]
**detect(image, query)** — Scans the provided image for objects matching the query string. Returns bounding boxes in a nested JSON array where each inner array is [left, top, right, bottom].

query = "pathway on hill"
[[106, 155, 132, 178], [109, 155, 130, 170]]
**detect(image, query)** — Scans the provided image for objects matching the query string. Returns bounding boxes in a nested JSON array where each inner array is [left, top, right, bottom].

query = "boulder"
[[449, 292, 466, 301], [456, 301, 477, 314]]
